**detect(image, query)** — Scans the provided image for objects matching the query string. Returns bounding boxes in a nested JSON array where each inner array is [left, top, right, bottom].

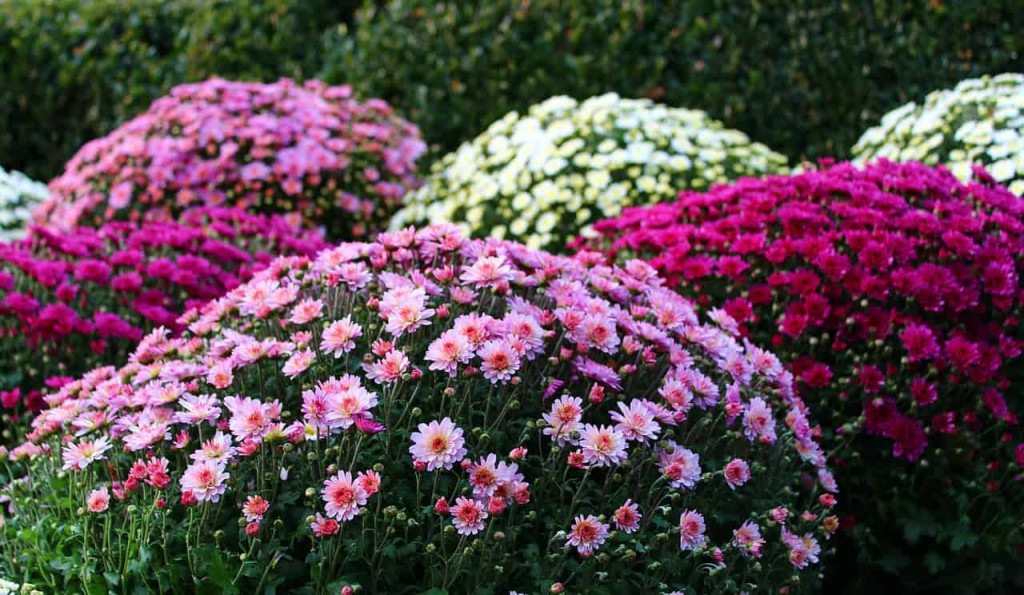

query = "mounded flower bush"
[[853, 73, 1024, 196], [0, 167, 48, 242], [391, 94, 788, 251], [591, 160, 1024, 590], [0, 207, 325, 442], [35, 78, 427, 238], [2, 226, 835, 593]]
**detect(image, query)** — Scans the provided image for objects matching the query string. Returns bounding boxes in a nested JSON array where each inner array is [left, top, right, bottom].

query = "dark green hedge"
[[321, 0, 1023, 164], [0, 0, 360, 180]]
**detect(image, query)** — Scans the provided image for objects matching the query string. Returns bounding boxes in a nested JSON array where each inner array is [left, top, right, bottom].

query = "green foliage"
[[0, 0, 360, 180], [322, 0, 1024, 164]]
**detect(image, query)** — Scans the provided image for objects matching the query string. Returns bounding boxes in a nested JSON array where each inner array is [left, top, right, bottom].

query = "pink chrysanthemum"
[[658, 442, 701, 490], [180, 459, 229, 503], [542, 395, 584, 445], [678, 509, 706, 551], [609, 399, 661, 443], [450, 496, 488, 535], [409, 418, 467, 471], [322, 470, 369, 522], [425, 329, 472, 376], [87, 487, 110, 513], [321, 316, 363, 357], [243, 495, 270, 522], [62, 436, 112, 471], [477, 339, 521, 384], [566, 514, 609, 557], [613, 499, 641, 534], [723, 458, 751, 490], [578, 424, 628, 467]]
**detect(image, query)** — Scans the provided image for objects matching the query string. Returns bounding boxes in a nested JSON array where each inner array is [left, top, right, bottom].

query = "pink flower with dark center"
[[613, 499, 641, 533], [723, 458, 751, 490], [609, 399, 661, 443], [87, 487, 110, 513], [450, 496, 488, 535], [578, 424, 628, 467], [180, 459, 229, 503], [322, 471, 368, 522], [678, 510, 706, 551], [477, 339, 521, 384]]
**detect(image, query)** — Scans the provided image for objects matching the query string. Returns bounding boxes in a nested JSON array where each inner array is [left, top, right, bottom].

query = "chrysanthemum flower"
[[322, 471, 369, 522], [409, 418, 467, 471], [679, 510, 707, 551], [566, 514, 609, 557], [86, 487, 110, 513], [613, 499, 641, 534], [450, 496, 488, 536], [578, 424, 628, 467], [180, 459, 229, 503]]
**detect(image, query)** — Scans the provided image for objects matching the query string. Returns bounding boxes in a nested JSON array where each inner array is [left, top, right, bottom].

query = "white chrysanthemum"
[[0, 167, 48, 241], [392, 93, 788, 251], [853, 73, 1024, 196]]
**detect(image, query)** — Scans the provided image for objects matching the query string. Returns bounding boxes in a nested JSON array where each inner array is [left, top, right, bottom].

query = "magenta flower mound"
[[0, 207, 325, 432], [5, 226, 834, 593], [590, 159, 1024, 588], [36, 78, 426, 239]]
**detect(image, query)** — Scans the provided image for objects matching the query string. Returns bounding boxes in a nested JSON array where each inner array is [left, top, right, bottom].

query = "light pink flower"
[[679, 509, 706, 551], [322, 471, 368, 522], [542, 395, 584, 445], [363, 350, 410, 384], [282, 349, 315, 378], [613, 499, 641, 534], [180, 459, 229, 503], [477, 339, 521, 384], [782, 528, 821, 569], [224, 396, 281, 442], [658, 442, 701, 490], [743, 397, 777, 443], [567, 514, 609, 557], [191, 431, 236, 464], [62, 436, 112, 471], [289, 298, 324, 325], [321, 316, 363, 357], [609, 399, 661, 443], [326, 384, 379, 429], [578, 424, 628, 467], [468, 454, 501, 499], [87, 487, 110, 513], [425, 330, 472, 376], [732, 521, 765, 558], [450, 496, 488, 535], [409, 418, 467, 471], [243, 495, 270, 522], [723, 458, 751, 490], [460, 255, 514, 288]]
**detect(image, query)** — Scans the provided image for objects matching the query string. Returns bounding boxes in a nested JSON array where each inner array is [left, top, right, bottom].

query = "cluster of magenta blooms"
[[37, 78, 426, 239], [10, 225, 836, 591], [0, 207, 325, 422], [592, 159, 1024, 569]]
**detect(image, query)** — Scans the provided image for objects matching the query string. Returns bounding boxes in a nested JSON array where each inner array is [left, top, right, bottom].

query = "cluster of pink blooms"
[[36, 78, 426, 239], [11, 225, 836, 590], [591, 159, 1024, 561], [0, 207, 325, 418]]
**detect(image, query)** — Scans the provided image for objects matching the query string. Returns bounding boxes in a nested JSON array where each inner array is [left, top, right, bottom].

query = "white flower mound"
[[0, 167, 49, 241], [392, 94, 788, 251], [853, 73, 1024, 196]]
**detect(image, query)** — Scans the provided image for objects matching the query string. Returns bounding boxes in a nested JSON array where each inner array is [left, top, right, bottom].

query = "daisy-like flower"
[[356, 470, 381, 496], [176, 393, 222, 425], [381, 287, 434, 336], [363, 350, 410, 384], [191, 431, 236, 464], [87, 487, 110, 513], [282, 349, 315, 378], [477, 339, 521, 384], [224, 396, 282, 442], [62, 436, 112, 471], [782, 528, 821, 569], [613, 499, 641, 533], [180, 459, 230, 503], [678, 509, 707, 551], [609, 399, 661, 443], [574, 314, 620, 354], [468, 454, 501, 499], [453, 313, 494, 346], [450, 496, 488, 535], [289, 298, 325, 325], [743, 397, 777, 444], [723, 458, 751, 490], [460, 255, 514, 288], [321, 317, 363, 357], [578, 424, 628, 467], [322, 470, 369, 522], [326, 385, 379, 429], [425, 329, 473, 376], [658, 442, 701, 490], [409, 418, 467, 471], [242, 495, 270, 522], [206, 362, 234, 390], [732, 521, 765, 558], [542, 395, 584, 444], [566, 514, 609, 557]]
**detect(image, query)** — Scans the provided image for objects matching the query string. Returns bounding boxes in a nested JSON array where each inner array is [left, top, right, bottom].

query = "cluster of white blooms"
[[0, 167, 49, 241], [0, 579, 40, 595], [853, 73, 1024, 196], [392, 93, 787, 251]]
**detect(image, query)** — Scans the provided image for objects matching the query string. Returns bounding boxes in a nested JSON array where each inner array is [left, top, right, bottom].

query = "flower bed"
[[35, 78, 426, 239], [0, 207, 325, 438], [590, 159, 1024, 589], [853, 73, 1024, 196], [3, 226, 834, 593], [0, 167, 48, 242], [391, 94, 787, 251]]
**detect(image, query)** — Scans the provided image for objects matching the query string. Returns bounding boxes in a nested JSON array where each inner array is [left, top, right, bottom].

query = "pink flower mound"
[[590, 159, 1024, 584], [8, 226, 835, 593], [36, 78, 426, 239], [0, 207, 325, 421]]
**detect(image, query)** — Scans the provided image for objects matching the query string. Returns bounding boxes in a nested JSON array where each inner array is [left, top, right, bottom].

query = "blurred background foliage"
[[1, 0, 1021, 183]]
